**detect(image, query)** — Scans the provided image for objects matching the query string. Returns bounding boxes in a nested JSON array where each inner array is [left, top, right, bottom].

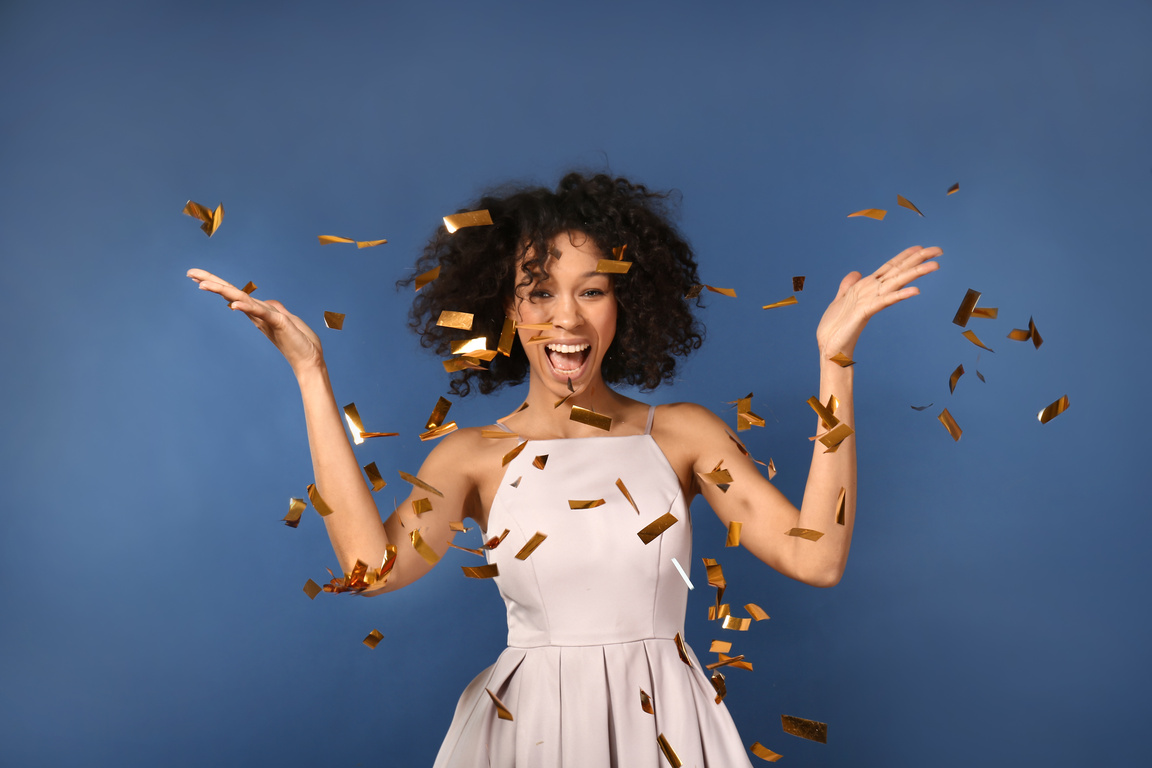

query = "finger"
[[197, 279, 252, 304], [187, 269, 239, 290], [872, 246, 923, 280], [881, 258, 940, 291]]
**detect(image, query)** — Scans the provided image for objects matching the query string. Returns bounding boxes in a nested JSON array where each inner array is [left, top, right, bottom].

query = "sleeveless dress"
[[432, 406, 754, 767]]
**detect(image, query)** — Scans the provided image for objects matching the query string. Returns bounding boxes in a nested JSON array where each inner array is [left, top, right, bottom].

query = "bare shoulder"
[[653, 401, 728, 439]]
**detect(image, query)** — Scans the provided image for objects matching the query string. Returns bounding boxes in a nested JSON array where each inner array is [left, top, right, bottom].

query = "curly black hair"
[[399, 172, 705, 397]]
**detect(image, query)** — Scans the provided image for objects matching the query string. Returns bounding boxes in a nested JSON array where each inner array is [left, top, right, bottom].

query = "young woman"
[[188, 173, 939, 766]]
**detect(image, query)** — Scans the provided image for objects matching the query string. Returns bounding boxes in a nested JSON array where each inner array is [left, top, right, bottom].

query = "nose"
[[550, 293, 583, 331]]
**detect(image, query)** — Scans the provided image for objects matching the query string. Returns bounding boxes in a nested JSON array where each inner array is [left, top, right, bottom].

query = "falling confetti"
[[182, 200, 224, 236]]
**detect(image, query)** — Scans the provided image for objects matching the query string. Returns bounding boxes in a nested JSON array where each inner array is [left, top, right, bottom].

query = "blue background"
[[2, 1, 1149, 765]]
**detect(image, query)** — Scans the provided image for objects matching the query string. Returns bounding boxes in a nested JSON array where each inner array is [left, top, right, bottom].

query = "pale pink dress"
[[433, 406, 754, 767]]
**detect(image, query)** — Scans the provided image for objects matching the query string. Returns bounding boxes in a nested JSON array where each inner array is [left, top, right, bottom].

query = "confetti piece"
[[781, 715, 827, 743], [762, 295, 798, 311], [947, 182, 960, 195], [671, 557, 694, 589], [422, 396, 451, 430], [640, 689, 655, 715], [710, 640, 732, 653], [949, 364, 964, 395], [363, 462, 386, 492], [490, 317, 515, 357], [596, 259, 632, 274], [570, 405, 612, 431], [343, 403, 366, 445], [409, 529, 439, 565], [515, 322, 554, 331], [306, 483, 335, 517], [910, 403, 934, 411], [240, 281, 257, 295], [708, 653, 753, 671], [414, 265, 440, 291], [711, 671, 727, 704], [746, 603, 770, 621], [792, 276, 805, 292], [1038, 394, 1069, 424], [658, 734, 683, 767], [398, 470, 444, 498], [722, 615, 751, 631], [482, 529, 511, 550], [705, 285, 737, 298], [360, 431, 400, 439], [938, 408, 962, 441], [725, 522, 742, 547], [703, 557, 727, 592], [976, 369, 986, 383], [324, 311, 345, 330], [684, 285, 704, 299], [827, 352, 855, 367], [363, 629, 384, 649], [436, 310, 474, 330], [443, 356, 484, 373], [513, 532, 547, 560], [970, 307, 998, 319], [182, 200, 224, 236], [709, 604, 732, 621], [819, 422, 855, 453], [1029, 317, 1044, 349], [532, 455, 548, 470], [786, 528, 824, 541], [952, 289, 981, 327], [461, 564, 500, 579], [449, 337, 488, 356], [443, 209, 493, 233], [700, 467, 734, 485], [419, 422, 458, 441], [448, 521, 471, 532], [284, 498, 306, 528], [524, 335, 553, 346], [896, 194, 924, 216], [835, 487, 846, 526], [847, 209, 886, 220], [303, 578, 322, 599], [502, 441, 527, 466], [807, 396, 840, 430], [318, 235, 354, 245], [481, 429, 518, 439], [961, 329, 995, 352], [485, 688, 514, 721], [616, 479, 639, 513], [750, 742, 783, 762], [447, 542, 484, 556], [356, 239, 387, 249], [674, 632, 693, 667], [638, 512, 679, 544], [569, 499, 606, 509], [411, 498, 432, 516]]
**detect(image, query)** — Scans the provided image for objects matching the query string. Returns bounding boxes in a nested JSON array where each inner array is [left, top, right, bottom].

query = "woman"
[[188, 172, 939, 766]]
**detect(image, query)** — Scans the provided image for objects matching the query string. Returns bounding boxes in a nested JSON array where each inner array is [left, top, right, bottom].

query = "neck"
[[514, 374, 627, 437]]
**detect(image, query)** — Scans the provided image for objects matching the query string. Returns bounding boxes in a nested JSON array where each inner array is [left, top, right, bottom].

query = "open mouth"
[[545, 342, 591, 377]]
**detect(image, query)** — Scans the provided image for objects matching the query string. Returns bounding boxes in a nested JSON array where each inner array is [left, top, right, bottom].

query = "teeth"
[[546, 343, 589, 354]]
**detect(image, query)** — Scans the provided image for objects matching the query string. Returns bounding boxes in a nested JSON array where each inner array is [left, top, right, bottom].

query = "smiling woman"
[[188, 171, 940, 767]]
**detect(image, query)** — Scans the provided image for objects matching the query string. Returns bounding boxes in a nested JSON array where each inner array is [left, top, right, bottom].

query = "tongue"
[[550, 349, 585, 371]]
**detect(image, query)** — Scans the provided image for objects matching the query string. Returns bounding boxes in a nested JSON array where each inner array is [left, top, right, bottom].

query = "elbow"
[[795, 564, 844, 588]]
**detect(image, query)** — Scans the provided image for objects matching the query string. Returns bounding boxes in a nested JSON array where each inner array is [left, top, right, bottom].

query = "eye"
[[529, 289, 552, 299], [583, 289, 605, 297]]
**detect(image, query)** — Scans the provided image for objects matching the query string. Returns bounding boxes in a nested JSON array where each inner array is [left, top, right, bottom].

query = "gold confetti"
[[516, 322, 555, 332], [828, 352, 855, 367], [938, 408, 962, 441], [532, 455, 548, 470], [443, 209, 493, 233], [835, 486, 847, 526], [284, 498, 306, 528], [411, 498, 432, 516], [524, 334, 553, 346], [569, 499, 606, 509], [705, 653, 749, 670], [363, 629, 384, 649], [485, 688, 514, 721], [318, 235, 387, 248], [781, 715, 827, 743], [306, 483, 335, 517], [786, 528, 824, 541], [816, 422, 854, 453], [481, 429, 519, 439], [502, 441, 527, 466], [419, 422, 458, 441], [182, 200, 224, 236], [356, 239, 387, 249], [949, 364, 964, 395], [952, 289, 982, 328], [483, 529, 510, 549], [422, 396, 451, 429], [596, 259, 632, 274], [461, 564, 500, 579], [490, 317, 515, 357], [767, 457, 776, 479], [947, 182, 960, 195], [443, 356, 484, 373], [897, 194, 924, 216], [436, 310, 474, 330], [762, 295, 798, 311], [705, 285, 737, 298], [637, 512, 678, 544], [684, 285, 704, 299], [360, 431, 400, 439], [448, 521, 470, 532], [710, 640, 732, 654], [515, 532, 547, 560], [847, 209, 886, 220], [324, 311, 345, 330], [657, 734, 683, 768], [750, 742, 783, 762], [414, 265, 440, 291], [700, 467, 734, 485], [303, 578, 322, 599], [725, 522, 742, 547], [449, 337, 487, 356], [962, 330, 995, 351], [711, 671, 727, 704], [746, 603, 770, 621], [792, 276, 805, 292], [363, 462, 386, 492], [447, 542, 484, 556], [703, 557, 727, 592], [674, 632, 693, 667], [343, 403, 366, 445], [709, 604, 732, 621], [240, 281, 257, 295], [971, 307, 998, 319], [722, 615, 751, 631], [570, 405, 612, 431], [398, 470, 444, 498], [616, 479, 639, 513], [640, 689, 655, 715], [1030, 317, 1044, 349], [910, 403, 933, 411], [1038, 394, 1070, 424], [409, 529, 440, 565], [807, 396, 840, 430]]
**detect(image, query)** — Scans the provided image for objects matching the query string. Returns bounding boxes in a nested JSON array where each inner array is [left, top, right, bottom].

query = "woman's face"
[[510, 232, 617, 397]]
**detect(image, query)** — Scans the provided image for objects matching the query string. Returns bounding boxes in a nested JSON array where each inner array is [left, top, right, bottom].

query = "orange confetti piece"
[[443, 209, 493, 233], [896, 194, 924, 216], [1038, 394, 1069, 424], [961, 329, 994, 352], [761, 295, 798, 311], [323, 311, 345, 330], [938, 408, 962, 441], [616, 479, 639, 513], [363, 629, 384, 649], [750, 742, 783, 762], [485, 688, 514, 721], [781, 714, 827, 743], [946, 182, 959, 195], [182, 200, 224, 236], [514, 532, 547, 560], [461, 564, 499, 579], [302, 579, 321, 599], [792, 276, 805, 292], [847, 209, 886, 220], [786, 528, 824, 541]]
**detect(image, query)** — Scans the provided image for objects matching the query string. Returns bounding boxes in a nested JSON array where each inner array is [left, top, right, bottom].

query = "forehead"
[[519, 231, 603, 281]]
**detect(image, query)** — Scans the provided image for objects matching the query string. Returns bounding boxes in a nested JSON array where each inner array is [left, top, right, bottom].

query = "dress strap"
[[493, 420, 514, 433], [644, 405, 656, 435]]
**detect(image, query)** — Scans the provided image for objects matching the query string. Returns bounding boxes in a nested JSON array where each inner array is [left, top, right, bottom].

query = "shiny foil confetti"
[[818, 422, 854, 453], [970, 307, 998, 319], [938, 408, 962, 441], [962, 329, 995, 352], [835, 486, 847, 526], [483, 529, 510, 549], [414, 265, 440, 291], [461, 564, 500, 579], [781, 715, 828, 743], [409, 529, 440, 565], [306, 483, 335, 517], [419, 422, 458, 441], [703, 558, 727, 592], [532, 455, 548, 470], [356, 239, 387, 249], [640, 689, 655, 715], [767, 457, 776, 480], [684, 285, 704, 299], [496, 317, 516, 356], [398, 470, 444, 498], [363, 462, 386, 492], [443, 209, 494, 233], [787, 528, 824, 541], [569, 499, 606, 509], [710, 640, 733, 653], [443, 356, 484, 373], [726, 521, 742, 547], [657, 734, 683, 768], [722, 616, 751, 631], [616, 479, 639, 513], [284, 498, 306, 528], [182, 200, 224, 236], [807, 396, 840, 430], [671, 557, 693, 589], [303, 578, 322, 599], [896, 194, 924, 216], [750, 742, 783, 762], [828, 352, 855, 367], [705, 285, 737, 298], [502, 441, 528, 466], [343, 403, 366, 445], [947, 182, 960, 195], [1038, 394, 1070, 424], [436, 310, 474, 330], [762, 296, 798, 311], [324, 311, 345, 330], [485, 688, 514, 721], [910, 403, 934, 411], [240, 281, 257, 295], [674, 632, 693, 667], [481, 429, 519, 439], [952, 289, 981, 327], [745, 603, 770, 621], [847, 209, 886, 220], [411, 498, 432, 516], [515, 532, 547, 560], [447, 542, 484, 556], [448, 521, 470, 532], [516, 322, 554, 332], [1029, 317, 1044, 349], [637, 512, 678, 544], [570, 405, 612, 431], [425, 396, 452, 429], [711, 671, 727, 704], [317, 235, 388, 248], [793, 276, 806, 292], [706, 654, 751, 670], [731, 392, 766, 432], [363, 629, 384, 649], [595, 259, 632, 274], [524, 334, 553, 346], [449, 337, 489, 355], [360, 431, 400, 439], [700, 468, 734, 485], [949, 364, 965, 395]]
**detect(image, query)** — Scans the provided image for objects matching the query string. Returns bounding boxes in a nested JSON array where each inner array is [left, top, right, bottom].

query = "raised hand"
[[815, 245, 941, 360], [187, 269, 324, 374]]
